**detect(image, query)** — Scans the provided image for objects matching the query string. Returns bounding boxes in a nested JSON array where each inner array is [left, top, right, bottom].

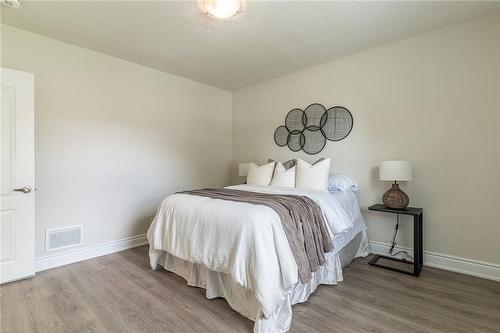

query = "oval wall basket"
[[274, 103, 353, 155]]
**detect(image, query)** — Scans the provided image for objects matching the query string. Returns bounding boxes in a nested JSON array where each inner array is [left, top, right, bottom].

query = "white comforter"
[[147, 184, 353, 318]]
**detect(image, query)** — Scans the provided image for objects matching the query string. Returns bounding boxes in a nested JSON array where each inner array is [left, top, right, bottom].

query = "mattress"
[[329, 191, 367, 253]]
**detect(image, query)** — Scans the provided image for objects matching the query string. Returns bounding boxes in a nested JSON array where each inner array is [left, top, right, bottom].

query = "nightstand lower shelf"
[[368, 204, 423, 277], [369, 254, 421, 276]]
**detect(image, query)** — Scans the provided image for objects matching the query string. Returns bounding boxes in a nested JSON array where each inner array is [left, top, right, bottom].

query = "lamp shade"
[[379, 160, 412, 181], [239, 163, 250, 177]]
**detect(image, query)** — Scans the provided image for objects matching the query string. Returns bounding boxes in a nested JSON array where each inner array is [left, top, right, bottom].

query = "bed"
[[147, 184, 370, 333]]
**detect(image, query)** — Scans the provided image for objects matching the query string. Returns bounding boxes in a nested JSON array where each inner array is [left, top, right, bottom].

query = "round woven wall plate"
[[274, 125, 289, 147], [287, 132, 305, 152], [274, 104, 353, 154], [320, 106, 353, 141], [304, 103, 326, 131], [302, 128, 326, 155], [285, 108, 305, 134]]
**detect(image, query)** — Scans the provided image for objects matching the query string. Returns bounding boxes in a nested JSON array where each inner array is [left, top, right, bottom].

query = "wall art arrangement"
[[274, 103, 353, 155]]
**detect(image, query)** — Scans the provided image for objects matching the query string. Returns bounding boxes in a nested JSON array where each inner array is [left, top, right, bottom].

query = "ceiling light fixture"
[[1, 0, 21, 8], [198, 0, 242, 19]]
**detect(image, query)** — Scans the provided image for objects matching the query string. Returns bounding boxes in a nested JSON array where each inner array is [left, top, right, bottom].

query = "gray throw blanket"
[[178, 188, 334, 283]]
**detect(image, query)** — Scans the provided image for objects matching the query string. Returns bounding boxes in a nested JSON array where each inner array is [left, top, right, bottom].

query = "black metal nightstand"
[[368, 204, 423, 276]]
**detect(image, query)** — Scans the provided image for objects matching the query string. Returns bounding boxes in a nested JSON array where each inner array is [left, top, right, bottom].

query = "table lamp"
[[379, 160, 412, 209], [239, 163, 250, 177]]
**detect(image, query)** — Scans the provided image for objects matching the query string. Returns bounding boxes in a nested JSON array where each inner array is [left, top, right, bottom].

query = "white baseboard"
[[369, 241, 500, 282], [35, 234, 148, 272], [33, 236, 500, 282]]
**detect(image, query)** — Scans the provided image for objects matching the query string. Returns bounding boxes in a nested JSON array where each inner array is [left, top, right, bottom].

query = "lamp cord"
[[388, 214, 413, 261]]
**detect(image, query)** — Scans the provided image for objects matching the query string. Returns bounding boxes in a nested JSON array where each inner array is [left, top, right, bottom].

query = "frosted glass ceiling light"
[[199, 0, 242, 19], [1, 0, 22, 8]]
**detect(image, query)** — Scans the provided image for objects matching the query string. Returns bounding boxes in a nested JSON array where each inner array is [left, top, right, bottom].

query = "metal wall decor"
[[273, 103, 353, 155]]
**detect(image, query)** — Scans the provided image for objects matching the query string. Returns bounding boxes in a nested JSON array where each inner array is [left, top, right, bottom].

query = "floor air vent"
[[46, 225, 82, 251]]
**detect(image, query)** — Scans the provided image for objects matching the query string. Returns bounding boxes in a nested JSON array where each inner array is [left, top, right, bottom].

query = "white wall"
[[1, 25, 233, 259], [232, 13, 500, 265]]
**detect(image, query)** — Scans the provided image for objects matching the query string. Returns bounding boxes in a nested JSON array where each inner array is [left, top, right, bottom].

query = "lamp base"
[[382, 183, 409, 209]]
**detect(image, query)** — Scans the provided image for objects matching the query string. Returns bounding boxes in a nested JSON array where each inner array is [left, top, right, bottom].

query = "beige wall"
[[1, 12, 498, 267], [1, 25, 233, 258], [232, 13, 500, 265]]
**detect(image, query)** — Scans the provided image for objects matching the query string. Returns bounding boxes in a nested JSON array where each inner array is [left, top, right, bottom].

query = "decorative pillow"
[[268, 158, 296, 170], [270, 162, 296, 187], [311, 157, 325, 165], [295, 158, 331, 191], [328, 173, 359, 192], [246, 162, 275, 186]]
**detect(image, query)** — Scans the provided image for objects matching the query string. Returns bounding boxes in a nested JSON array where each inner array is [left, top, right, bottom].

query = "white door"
[[0, 67, 35, 284]]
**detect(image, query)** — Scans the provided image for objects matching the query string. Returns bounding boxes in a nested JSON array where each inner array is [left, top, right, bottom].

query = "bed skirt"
[[152, 230, 370, 333]]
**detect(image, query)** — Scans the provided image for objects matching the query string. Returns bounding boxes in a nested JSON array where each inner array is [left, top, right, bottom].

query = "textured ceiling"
[[2, 1, 499, 90]]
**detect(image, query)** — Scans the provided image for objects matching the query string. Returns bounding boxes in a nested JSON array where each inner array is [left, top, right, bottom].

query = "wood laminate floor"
[[1, 246, 499, 333]]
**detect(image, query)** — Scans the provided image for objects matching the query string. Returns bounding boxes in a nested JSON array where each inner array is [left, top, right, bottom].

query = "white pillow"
[[270, 162, 296, 187], [295, 158, 331, 191], [246, 162, 275, 185], [328, 173, 359, 192]]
